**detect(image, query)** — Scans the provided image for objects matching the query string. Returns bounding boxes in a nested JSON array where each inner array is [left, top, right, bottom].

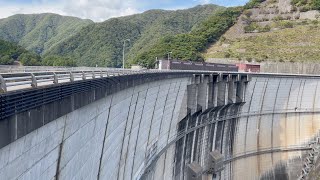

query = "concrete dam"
[[0, 70, 319, 180]]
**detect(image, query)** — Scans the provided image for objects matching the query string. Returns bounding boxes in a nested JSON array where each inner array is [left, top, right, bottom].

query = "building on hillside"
[[157, 59, 238, 72], [236, 63, 260, 73]]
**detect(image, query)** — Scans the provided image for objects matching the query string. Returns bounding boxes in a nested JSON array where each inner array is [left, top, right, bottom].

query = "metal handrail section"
[[2, 66, 320, 93], [0, 69, 174, 93]]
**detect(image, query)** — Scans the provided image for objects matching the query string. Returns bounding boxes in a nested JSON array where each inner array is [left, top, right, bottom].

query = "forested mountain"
[[0, 13, 93, 55], [133, 7, 242, 67], [44, 5, 225, 67]]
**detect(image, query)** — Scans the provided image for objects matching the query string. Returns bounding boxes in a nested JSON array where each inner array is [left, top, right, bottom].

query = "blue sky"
[[0, 0, 248, 21]]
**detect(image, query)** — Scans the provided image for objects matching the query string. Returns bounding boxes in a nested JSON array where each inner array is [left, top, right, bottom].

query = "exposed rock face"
[[300, 10, 320, 20], [278, 0, 293, 13]]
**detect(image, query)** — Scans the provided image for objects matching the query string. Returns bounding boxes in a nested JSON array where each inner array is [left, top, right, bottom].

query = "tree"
[[19, 53, 41, 66], [311, 0, 320, 10], [0, 55, 14, 65]]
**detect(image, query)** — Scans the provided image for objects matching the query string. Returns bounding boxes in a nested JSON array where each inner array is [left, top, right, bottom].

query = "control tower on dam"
[[0, 70, 319, 180]]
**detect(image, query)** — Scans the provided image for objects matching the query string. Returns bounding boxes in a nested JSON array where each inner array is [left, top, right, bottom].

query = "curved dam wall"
[[0, 74, 191, 180], [0, 72, 320, 180]]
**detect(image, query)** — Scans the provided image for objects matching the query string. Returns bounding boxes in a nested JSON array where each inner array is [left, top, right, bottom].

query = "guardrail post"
[[31, 73, 37, 88], [70, 72, 74, 82], [100, 71, 103, 78], [92, 71, 95, 79], [53, 73, 58, 84], [0, 75, 7, 93], [82, 71, 86, 80]]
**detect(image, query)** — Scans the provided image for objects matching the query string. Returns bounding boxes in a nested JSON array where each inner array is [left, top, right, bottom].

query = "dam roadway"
[[0, 68, 319, 180]]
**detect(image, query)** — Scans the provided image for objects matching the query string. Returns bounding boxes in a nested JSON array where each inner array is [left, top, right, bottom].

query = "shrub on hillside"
[[300, 6, 311, 12], [272, 15, 285, 21], [0, 55, 14, 65], [244, 22, 259, 32], [244, 10, 253, 17], [311, 0, 320, 10], [19, 53, 41, 66], [245, 0, 266, 9], [259, 25, 271, 32], [278, 21, 294, 28]]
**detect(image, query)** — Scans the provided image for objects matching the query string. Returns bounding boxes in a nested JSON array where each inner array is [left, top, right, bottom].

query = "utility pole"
[[167, 52, 172, 70], [122, 39, 130, 69]]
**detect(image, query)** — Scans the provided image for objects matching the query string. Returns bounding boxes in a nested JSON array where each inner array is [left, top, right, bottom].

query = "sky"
[[0, 0, 248, 22]]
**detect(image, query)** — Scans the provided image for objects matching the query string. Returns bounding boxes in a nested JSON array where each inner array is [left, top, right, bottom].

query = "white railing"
[[0, 69, 195, 93]]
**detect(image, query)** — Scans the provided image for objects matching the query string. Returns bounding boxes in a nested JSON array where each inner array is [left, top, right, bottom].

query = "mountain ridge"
[[0, 13, 93, 55], [43, 4, 225, 67]]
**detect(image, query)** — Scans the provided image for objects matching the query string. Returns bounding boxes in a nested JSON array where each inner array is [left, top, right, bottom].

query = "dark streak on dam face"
[[0, 72, 320, 180]]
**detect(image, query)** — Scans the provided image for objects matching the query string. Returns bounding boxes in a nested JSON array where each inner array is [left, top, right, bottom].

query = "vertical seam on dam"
[[270, 78, 282, 165], [298, 80, 306, 145], [130, 89, 149, 179], [294, 79, 303, 146], [116, 91, 135, 180], [311, 81, 319, 133], [97, 95, 114, 180], [55, 117, 67, 180], [156, 82, 172, 148], [122, 92, 139, 180], [144, 86, 160, 159], [257, 78, 268, 174], [284, 79, 294, 149], [244, 78, 258, 154], [162, 80, 182, 178]]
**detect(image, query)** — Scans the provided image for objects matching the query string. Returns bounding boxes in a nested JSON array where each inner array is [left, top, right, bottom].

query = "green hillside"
[[0, 13, 93, 54], [44, 5, 225, 67], [0, 39, 41, 65], [132, 7, 242, 67]]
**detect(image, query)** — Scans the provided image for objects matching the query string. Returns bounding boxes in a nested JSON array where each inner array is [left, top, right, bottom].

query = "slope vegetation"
[[0, 13, 93, 54], [204, 0, 320, 62], [44, 5, 224, 67], [0, 39, 41, 65], [132, 7, 242, 67]]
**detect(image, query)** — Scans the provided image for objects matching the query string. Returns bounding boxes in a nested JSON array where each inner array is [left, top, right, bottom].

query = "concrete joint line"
[[55, 117, 67, 180], [97, 95, 113, 180]]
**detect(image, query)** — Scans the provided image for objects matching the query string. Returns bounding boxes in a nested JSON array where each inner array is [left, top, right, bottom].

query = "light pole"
[[122, 39, 130, 69], [167, 52, 172, 70]]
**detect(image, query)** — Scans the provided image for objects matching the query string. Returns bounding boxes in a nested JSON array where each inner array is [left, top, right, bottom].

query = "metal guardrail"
[[0, 70, 121, 93], [0, 69, 190, 93]]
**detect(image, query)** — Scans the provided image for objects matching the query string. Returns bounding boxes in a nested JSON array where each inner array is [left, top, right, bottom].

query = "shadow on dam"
[[0, 73, 320, 180]]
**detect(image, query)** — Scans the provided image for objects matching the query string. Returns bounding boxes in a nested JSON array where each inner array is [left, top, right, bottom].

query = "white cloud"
[[198, 0, 211, 4], [0, 0, 140, 22]]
